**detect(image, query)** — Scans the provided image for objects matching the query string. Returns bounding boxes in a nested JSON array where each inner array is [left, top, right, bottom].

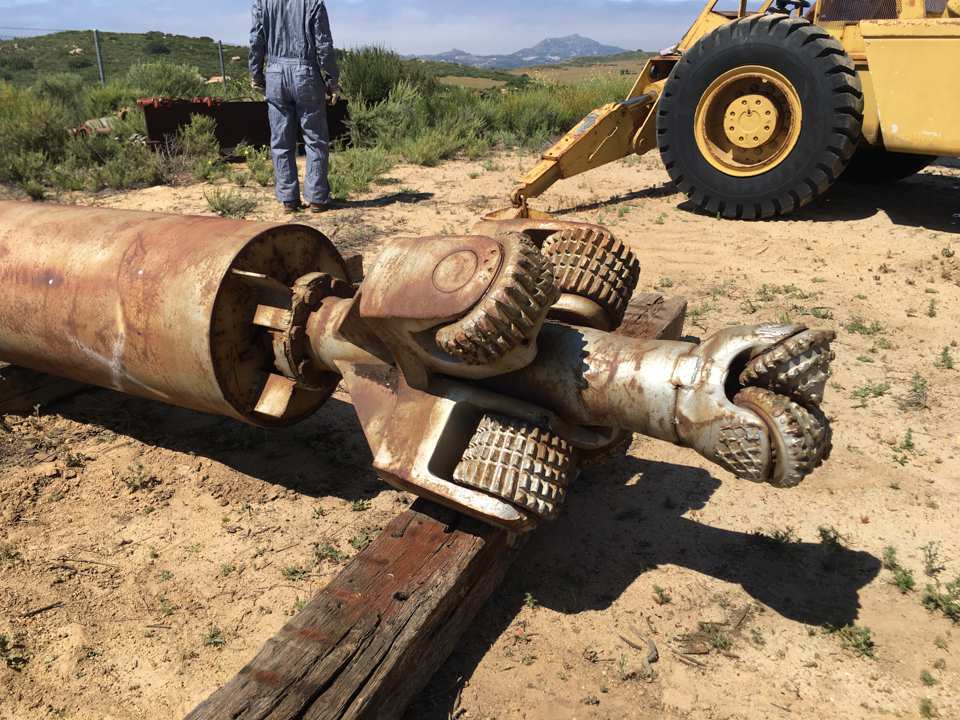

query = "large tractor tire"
[[657, 14, 864, 220], [842, 149, 936, 184]]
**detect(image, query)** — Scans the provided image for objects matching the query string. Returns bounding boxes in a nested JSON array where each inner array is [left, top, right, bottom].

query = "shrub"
[[145, 39, 171, 55], [0, 82, 71, 186], [32, 73, 87, 122], [329, 146, 393, 199], [67, 58, 93, 70], [84, 81, 137, 118], [175, 114, 223, 180], [205, 188, 257, 218], [0, 55, 34, 72], [340, 46, 435, 104], [88, 142, 168, 191], [51, 130, 169, 192], [400, 122, 476, 167], [126, 60, 206, 99], [237, 143, 274, 187], [347, 80, 428, 148]]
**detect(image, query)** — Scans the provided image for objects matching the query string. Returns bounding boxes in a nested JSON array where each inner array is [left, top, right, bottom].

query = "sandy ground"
[[1, 152, 959, 720]]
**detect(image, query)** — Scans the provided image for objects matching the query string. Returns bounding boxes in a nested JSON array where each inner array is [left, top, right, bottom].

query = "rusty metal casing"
[[0, 202, 346, 426]]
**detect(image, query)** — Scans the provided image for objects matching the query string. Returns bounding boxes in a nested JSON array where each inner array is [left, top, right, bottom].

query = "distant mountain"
[[417, 34, 630, 70]]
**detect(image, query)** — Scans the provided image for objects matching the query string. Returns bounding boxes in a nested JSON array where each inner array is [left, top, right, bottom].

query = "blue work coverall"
[[249, 0, 340, 206]]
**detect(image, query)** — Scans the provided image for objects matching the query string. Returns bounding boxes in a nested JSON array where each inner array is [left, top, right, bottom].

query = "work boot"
[[282, 200, 303, 214], [309, 200, 341, 214]]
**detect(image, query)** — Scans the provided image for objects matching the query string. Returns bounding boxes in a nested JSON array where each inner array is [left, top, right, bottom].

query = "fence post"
[[218, 40, 227, 88], [92, 29, 105, 86]]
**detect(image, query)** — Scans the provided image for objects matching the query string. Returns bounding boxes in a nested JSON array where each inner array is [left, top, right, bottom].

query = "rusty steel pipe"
[[0, 202, 346, 426]]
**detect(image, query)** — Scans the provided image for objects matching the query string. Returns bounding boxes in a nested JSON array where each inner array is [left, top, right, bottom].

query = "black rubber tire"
[[841, 149, 936, 184], [657, 14, 864, 220]]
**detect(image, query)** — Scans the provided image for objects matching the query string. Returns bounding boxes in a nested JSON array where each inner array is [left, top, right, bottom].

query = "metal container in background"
[[137, 97, 350, 152]]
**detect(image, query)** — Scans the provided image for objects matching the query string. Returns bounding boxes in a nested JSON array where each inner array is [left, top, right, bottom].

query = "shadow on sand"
[[45, 388, 879, 719], [548, 165, 958, 233], [408, 452, 881, 718]]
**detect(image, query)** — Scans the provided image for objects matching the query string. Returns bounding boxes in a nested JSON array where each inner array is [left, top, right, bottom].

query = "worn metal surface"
[[860, 19, 960, 156], [357, 232, 558, 389], [0, 202, 345, 426]]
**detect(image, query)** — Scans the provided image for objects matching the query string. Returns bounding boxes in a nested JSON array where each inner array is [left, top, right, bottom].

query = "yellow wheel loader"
[[510, 0, 960, 219]]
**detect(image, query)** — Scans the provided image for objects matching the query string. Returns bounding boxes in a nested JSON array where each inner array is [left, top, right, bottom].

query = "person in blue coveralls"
[[250, 0, 341, 213]]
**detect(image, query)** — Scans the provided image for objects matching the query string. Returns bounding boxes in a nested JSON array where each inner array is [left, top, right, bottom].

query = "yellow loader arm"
[[510, 59, 668, 207]]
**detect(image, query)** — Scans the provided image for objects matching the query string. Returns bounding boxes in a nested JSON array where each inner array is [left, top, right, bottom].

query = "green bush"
[[0, 82, 71, 185], [126, 60, 206, 99], [329, 146, 393, 199], [174, 114, 224, 180], [340, 46, 435, 105], [32, 73, 87, 122], [50, 128, 169, 192], [85, 81, 137, 117], [0, 56, 34, 72], [347, 80, 428, 148], [205, 188, 257, 218], [145, 41, 171, 56], [237, 143, 274, 187]]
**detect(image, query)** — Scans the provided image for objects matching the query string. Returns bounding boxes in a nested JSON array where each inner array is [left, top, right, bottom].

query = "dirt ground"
[[1, 152, 959, 720]]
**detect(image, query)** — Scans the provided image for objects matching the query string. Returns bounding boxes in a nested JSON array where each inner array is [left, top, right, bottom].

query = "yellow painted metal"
[[861, 19, 960, 155], [949, 0, 960, 17], [632, 80, 666, 155], [722, 94, 779, 148], [510, 91, 656, 205], [694, 66, 803, 177]]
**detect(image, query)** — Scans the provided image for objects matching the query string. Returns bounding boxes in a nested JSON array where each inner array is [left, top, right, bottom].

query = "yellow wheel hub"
[[723, 94, 779, 149], [694, 66, 802, 178]]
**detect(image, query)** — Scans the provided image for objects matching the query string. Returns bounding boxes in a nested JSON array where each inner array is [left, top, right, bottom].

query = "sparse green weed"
[[204, 188, 256, 219], [203, 626, 227, 649], [349, 527, 379, 552], [281, 565, 309, 581], [935, 347, 955, 370], [851, 382, 890, 407], [921, 542, 946, 578], [826, 624, 876, 658], [653, 585, 672, 606], [846, 317, 884, 336], [314, 542, 347, 565], [903, 373, 929, 410]]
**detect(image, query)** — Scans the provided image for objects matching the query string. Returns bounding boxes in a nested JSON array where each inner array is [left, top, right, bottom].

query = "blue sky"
[[0, 0, 705, 54]]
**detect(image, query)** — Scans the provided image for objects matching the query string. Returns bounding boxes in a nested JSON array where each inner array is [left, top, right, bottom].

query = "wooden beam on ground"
[[617, 292, 688, 342], [186, 502, 516, 720], [187, 295, 688, 720], [0, 362, 89, 415]]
